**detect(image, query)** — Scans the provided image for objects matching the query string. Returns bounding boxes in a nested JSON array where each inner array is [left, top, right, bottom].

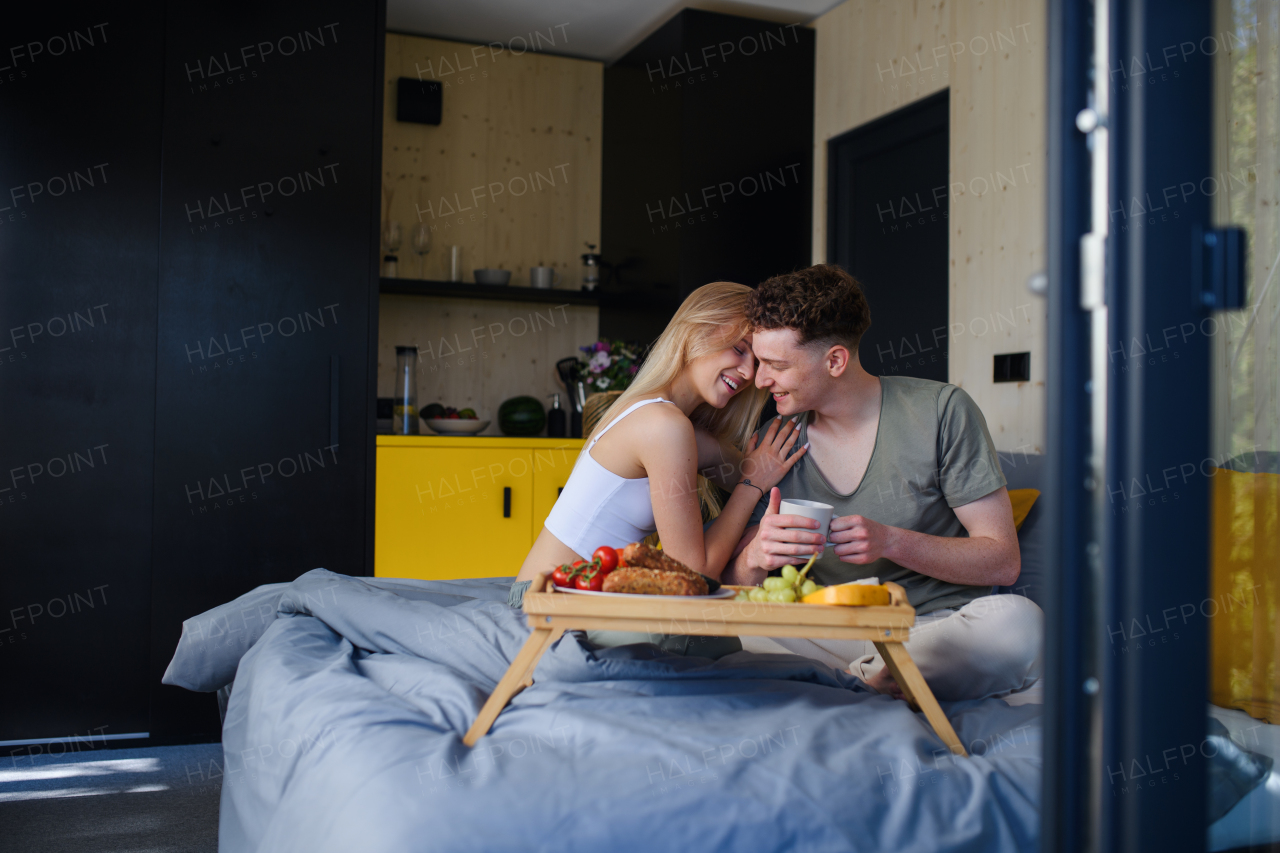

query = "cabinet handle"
[[329, 355, 339, 450], [503, 487, 511, 518]]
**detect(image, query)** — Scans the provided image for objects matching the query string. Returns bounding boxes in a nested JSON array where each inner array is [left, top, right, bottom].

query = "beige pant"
[[740, 594, 1044, 702]]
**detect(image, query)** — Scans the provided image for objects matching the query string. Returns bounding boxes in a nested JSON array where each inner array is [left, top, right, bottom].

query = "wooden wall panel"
[[378, 295, 598, 433], [379, 34, 601, 428], [813, 0, 1047, 452], [382, 33, 602, 285]]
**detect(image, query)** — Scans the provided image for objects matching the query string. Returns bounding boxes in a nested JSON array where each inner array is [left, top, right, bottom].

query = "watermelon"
[[498, 396, 546, 436]]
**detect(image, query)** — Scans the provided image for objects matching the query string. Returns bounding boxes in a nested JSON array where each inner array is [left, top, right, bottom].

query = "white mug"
[[529, 266, 561, 289], [779, 499, 834, 556]]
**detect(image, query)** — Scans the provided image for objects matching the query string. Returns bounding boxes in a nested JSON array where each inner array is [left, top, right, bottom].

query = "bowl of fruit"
[[420, 403, 489, 436]]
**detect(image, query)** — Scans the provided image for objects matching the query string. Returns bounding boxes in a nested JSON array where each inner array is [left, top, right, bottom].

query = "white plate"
[[553, 585, 736, 599], [424, 418, 489, 436]]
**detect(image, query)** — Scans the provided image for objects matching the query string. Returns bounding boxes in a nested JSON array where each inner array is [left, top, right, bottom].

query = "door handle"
[[503, 487, 511, 518], [1193, 226, 1247, 310], [329, 355, 339, 450]]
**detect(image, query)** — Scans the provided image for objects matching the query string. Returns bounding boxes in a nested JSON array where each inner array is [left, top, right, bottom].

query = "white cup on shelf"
[[529, 266, 561, 289]]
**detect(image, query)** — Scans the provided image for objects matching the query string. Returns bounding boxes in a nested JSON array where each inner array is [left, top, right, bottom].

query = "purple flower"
[[629, 364, 639, 374], [594, 341, 609, 353], [588, 351, 611, 373]]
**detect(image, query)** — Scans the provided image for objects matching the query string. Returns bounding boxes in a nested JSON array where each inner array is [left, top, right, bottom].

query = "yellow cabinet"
[[375, 436, 584, 580], [531, 444, 579, 534]]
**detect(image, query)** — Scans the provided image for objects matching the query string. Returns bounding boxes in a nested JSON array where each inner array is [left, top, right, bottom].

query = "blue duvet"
[[163, 569, 1042, 852]]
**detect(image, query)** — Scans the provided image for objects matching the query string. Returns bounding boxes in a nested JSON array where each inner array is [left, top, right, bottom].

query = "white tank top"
[[542, 397, 673, 558]]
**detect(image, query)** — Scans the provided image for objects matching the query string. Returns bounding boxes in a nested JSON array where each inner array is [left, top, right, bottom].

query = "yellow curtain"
[[1209, 0, 1280, 724], [1210, 468, 1280, 722]]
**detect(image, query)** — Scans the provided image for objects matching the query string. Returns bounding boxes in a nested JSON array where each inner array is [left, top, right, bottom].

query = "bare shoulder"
[[591, 399, 695, 479], [625, 400, 694, 442]]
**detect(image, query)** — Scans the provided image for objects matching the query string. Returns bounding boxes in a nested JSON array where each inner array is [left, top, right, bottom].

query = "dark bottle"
[[547, 393, 567, 438]]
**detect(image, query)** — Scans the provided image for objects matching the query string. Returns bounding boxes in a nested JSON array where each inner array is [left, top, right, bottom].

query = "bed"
[[166, 570, 1043, 852], [165, 450, 1278, 852], [162, 568, 1277, 853]]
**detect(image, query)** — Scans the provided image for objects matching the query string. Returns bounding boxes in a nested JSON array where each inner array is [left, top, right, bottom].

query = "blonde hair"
[[585, 281, 767, 523]]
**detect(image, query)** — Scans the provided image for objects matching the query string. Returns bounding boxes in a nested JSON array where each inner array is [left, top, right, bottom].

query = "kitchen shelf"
[[379, 277, 600, 306]]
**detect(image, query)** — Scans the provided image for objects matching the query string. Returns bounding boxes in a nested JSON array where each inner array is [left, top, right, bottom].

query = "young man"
[[723, 264, 1042, 702]]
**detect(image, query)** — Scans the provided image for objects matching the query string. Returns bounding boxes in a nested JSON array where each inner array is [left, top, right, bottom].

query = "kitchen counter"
[[377, 435, 585, 448]]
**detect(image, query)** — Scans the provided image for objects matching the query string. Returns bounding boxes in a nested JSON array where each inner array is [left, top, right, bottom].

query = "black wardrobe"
[[0, 0, 382, 745], [600, 10, 815, 344]]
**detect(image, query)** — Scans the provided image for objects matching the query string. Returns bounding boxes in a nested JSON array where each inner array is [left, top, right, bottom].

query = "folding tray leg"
[[874, 641, 969, 757], [520, 627, 563, 687], [463, 626, 561, 747]]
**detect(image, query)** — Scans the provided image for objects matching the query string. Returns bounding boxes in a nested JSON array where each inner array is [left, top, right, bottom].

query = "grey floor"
[[0, 743, 223, 853]]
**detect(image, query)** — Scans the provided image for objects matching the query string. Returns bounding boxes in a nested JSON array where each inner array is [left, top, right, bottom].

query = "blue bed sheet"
[[164, 569, 1042, 853]]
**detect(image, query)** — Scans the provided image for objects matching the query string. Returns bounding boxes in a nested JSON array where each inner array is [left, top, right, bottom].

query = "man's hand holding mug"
[[742, 488, 830, 572], [828, 514, 892, 564]]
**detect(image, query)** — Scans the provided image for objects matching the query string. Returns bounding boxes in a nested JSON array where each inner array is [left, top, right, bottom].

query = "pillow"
[[1009, 488, 1040, 530], [1205, 716, 1274, 822], [993, 453, 1045, 607], [162, 573, 517, 692]]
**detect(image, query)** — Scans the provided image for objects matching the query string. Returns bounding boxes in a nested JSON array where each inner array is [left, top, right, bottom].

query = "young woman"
[[516, 281, 808, 585]]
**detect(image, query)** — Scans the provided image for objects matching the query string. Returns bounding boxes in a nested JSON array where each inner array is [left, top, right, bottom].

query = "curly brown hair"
[[746, 264, 872, 350]]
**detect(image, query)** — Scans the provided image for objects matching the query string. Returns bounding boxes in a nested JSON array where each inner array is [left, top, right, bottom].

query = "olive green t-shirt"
[[747, 375, 1007, 614]]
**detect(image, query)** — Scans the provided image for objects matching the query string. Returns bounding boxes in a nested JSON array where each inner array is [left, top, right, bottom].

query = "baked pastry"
[[602, 566, 707, 596], [618, 543, 700, 578], [603, 544, 709, 596]]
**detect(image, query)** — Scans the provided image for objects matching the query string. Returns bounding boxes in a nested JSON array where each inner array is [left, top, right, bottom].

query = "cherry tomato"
[[575, 570, 604, 592], [592, 546, 618, 574], [551, 566, 573, 588]]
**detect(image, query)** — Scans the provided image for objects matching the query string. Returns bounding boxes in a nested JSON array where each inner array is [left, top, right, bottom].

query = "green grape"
[[762, 577, 790, 591], [735, 591, 751, 602], [800, 580, 818, 596], [767, 588, 797, 603], [780, 565, 799, 582], [748, 588, 769, 603]]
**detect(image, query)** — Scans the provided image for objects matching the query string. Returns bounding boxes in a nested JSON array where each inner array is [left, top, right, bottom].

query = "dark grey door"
[[828, 91, 949, 381]]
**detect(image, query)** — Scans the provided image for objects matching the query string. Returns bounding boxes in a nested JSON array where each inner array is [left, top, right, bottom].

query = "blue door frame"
[[1044, 0, 1094, 848], [1047, 1, 1216, 851]]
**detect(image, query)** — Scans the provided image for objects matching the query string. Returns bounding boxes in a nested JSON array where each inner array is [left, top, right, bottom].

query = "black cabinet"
[[147, 0, 382, 742], [0, 0, 381, 746], [601, 10, 814, 344], [0, 2, 165, 744]]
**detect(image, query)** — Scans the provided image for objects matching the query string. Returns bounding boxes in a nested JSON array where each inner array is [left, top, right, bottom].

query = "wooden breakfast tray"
[[463, 574, 967, 756]]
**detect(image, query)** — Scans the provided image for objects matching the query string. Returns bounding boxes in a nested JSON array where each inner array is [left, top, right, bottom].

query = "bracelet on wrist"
[[739, 478, 765, 498]]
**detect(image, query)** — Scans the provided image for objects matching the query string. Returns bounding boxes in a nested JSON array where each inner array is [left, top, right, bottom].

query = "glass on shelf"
[[382, 220, 402, 254], [412, 223, 432, 279]]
